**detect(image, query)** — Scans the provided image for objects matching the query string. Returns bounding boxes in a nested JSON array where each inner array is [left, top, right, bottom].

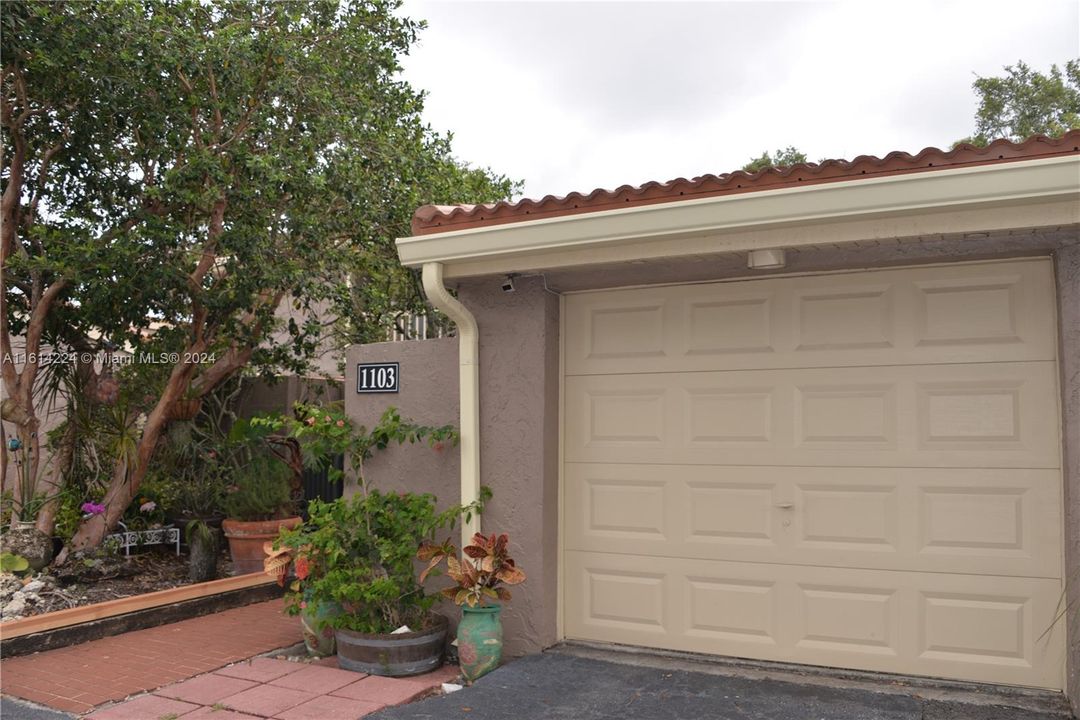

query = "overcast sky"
[[398, 0, 1079, 200]]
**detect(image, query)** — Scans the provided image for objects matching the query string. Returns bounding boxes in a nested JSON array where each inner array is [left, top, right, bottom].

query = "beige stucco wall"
[[343, 337, 460, 504], [343, 287, 561, 659]]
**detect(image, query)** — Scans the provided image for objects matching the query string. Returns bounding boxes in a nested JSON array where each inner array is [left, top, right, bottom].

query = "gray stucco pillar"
[[457, 275, 561, 657]]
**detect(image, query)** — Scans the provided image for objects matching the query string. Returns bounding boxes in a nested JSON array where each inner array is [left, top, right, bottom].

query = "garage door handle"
[[775, 502, 795, 509]]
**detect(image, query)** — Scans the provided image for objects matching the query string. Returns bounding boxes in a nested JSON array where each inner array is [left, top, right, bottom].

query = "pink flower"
[[139, 501, 157, 513], [336, 420, 345, 428], [299, 601, 307, 609], [306, 417, 317, 426], [323, 416, 332, 423], [81, 502, 106, 516]]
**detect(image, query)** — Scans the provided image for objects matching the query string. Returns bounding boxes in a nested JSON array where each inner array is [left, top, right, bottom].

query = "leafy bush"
[[222, 452, 295, 521], [275, 489, 485, 634]]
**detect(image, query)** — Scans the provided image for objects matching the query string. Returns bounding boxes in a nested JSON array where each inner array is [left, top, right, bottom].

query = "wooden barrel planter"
[[335, 614, 448, 677]]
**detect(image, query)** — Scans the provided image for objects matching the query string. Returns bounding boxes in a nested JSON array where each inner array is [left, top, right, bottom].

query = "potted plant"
[[221, 450, 300, 575], [270, 489, 484, 676], [264, 531, 341, 657], [418, 532, 526, 683]]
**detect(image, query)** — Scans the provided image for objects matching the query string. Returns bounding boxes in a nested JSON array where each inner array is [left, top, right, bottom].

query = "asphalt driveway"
[[371, 649, 1073, 720]]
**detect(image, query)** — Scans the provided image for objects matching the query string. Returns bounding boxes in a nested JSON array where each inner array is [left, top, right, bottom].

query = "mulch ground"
[[14, 547, 233, 619]]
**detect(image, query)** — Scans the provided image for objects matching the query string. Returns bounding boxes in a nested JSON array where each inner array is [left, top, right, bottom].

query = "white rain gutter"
[[421, 262, 480, 547]]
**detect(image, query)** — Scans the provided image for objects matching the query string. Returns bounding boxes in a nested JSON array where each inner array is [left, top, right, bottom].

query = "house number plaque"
[[356, 362, 399, 393]]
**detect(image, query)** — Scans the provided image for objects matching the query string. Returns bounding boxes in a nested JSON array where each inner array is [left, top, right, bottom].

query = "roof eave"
[[395, 155, 1080, 277]]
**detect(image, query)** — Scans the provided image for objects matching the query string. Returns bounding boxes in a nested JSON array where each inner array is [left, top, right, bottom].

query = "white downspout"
[[421, 262, 480, 548]]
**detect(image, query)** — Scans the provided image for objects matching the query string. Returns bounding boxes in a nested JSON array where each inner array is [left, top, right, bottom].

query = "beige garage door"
[[562, 258, 1065, 689]]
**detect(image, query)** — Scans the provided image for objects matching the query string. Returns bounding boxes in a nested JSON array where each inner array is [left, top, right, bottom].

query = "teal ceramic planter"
[[457, 604, 503, 683], [301, 600, 341, 657]]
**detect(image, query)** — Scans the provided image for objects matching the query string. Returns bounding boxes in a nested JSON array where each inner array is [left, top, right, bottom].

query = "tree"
[[1, 1, 516, 550], [955, 60, 1080, 147], [741, 146, 808, 173]]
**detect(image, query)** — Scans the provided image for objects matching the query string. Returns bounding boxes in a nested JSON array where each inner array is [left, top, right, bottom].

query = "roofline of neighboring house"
[[396, 149, 1080, 278]]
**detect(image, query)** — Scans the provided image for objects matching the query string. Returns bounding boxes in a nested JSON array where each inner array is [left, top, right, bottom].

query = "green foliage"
[[276, 489, 484, 634], [956, 60, 1080, 147], [741, 146, 808, 173], [261, 405, 474, 632], [52, 487, 84, 543], [3, 0, 518, 376], [221, 451, 295, 521], [184, 518, 214, 547], [0, 552, 30, 573], [122, 491, 168, 531], [3, 1, 517, 544], [241, 404, 458, 493]]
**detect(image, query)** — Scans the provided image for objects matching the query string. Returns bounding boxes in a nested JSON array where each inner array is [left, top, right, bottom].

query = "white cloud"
[[399, 0, 1080, 198]]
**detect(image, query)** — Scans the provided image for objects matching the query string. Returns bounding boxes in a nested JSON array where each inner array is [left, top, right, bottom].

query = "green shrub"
[[277, 489, 485, 634], [222, 451, 295, 521]]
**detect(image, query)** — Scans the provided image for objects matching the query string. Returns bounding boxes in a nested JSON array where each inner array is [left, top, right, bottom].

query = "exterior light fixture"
[[747, 248, 786, 269]]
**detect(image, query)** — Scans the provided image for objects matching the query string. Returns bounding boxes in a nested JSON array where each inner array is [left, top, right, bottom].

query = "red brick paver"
[[216, 657, 305, 684], [276, 694, 383, 720], [156, 674, 260, 705], [220, 683, 317, 716], [1, 599, 299, 714], [332, 674, 434, 706], [85, 694, 201, 719], [270, 664, 360, 694]]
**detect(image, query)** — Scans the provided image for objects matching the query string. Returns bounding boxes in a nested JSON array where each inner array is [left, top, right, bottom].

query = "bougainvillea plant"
[[418, 533, 526, 608]]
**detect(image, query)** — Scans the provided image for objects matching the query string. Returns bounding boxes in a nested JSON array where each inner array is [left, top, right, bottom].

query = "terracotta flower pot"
[[221, 517, 301, 575]]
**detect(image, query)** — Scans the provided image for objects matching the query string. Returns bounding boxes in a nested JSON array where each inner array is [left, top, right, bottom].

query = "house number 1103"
[[356, 362, 399, 393]]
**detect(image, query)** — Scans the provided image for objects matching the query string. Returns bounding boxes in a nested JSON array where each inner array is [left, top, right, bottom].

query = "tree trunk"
[[60, 359, 195, 557], [35, 414, 77, 535], [188, 526, 220, 583]]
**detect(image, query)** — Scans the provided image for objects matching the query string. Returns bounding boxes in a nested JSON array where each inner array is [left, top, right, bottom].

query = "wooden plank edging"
[[0, 572, 274, 640]]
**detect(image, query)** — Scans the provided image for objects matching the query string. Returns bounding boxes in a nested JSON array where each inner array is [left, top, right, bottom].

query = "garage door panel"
[[566, 259, 1056, 375], [562, 259, 1064, 689], [566, 362, 1059, 468], [565, 465, 1061, 578], [564, 551, 1065, 688]]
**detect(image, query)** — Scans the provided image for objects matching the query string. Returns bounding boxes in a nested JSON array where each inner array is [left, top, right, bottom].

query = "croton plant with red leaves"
[[418, 532, 526, 607]]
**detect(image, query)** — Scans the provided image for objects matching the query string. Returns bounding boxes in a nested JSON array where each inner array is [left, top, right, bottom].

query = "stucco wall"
[[453, 276, 562, 658], [1054, 242, 1080, 712], [343, 337, 460, 503], [342, 309, 560, 659]]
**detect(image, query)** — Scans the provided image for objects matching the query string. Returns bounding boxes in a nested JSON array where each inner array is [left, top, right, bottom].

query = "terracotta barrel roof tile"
[[411, 131, 1080, 235]]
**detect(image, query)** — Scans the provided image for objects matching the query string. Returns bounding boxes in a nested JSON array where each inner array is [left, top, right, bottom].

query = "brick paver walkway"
[[83, 658, 459, 719], [1, 600, 300, 715]]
